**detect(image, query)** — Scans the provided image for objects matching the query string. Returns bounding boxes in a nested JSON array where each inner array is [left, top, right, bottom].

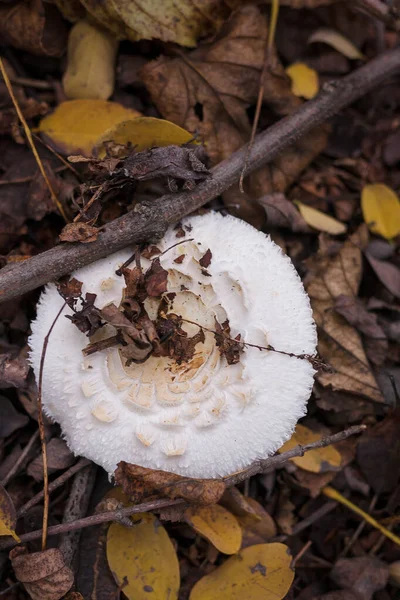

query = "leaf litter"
[[0, 1, 400, 599]]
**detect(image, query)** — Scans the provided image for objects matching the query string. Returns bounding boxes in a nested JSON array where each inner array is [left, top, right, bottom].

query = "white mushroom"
[[29, 212, 317, 478]]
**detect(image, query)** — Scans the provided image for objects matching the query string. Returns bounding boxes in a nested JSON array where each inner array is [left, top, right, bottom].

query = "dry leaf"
[[27, 438, 75, 481], [364, 251, 400, 299], [95, 117, 193, 157], [141, 5, 327, 226], [79, 0, 240, 47], [331, 557, 389, 600], [286, 63, 319, 99], [296, 202, 347, 235], [257, 193, 311, 233], [361, 183, 400, 240], [63, 19, 118, 100], [10, 546, 74, 600], [0, 0, 67, 56], [52, 0, 86, 22], [0, 395, 29, 436], [0, 483, 19, 541], [308, 28, 365, 60], [189, 543, 294, 600], [59, 222, 99, 243], [184, 504, 242, 554], [306, 227, 383, 402], [115, 461, 226, 505], [38, 100, 141, 156], [221, 488, 277, 547], [107, 512, 179, 600], [279, 424, 342, 473]]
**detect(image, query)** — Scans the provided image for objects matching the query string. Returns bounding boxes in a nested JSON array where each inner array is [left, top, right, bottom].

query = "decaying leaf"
[[286, 62, 319, 99], [257, 193, 311, 233], [184, 504, 242, 554], [27, 437, 75, 482], [0, 353, 30, 390], [0, 483, 19, 541], [63, 19, 118, 100], [222, 488, 277, 547], [189, 543, 294, 600], [279, 424, 342, 473], [361, 183, 400, 240], [364, 251, 400, 300], [306, 227, 384, 402], [10, 546, 74, 600], [0, 395, 29, 436], [115, 461, 226, 505], [296, 201, 347, 235], [38, 100, 141, 156], [59, 222, 99, 243], [107, 512, 179, 600], [144, 258, 168, 297], [308, 28, 365, 60], [330, 557, 389, 600], [141, 5, 327, 226], [95, 117, 194, 157], [214, 319, 243, 365]]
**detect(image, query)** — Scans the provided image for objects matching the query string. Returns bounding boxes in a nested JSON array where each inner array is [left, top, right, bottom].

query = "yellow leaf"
[[286, 63, 319, 99], [184, 504, 242, 555], [107, 512, 179, 600], [0, 484, 20, 542], [189, 543, 294, 600], [361, 183, 400, 240], [95, 117, 194, 157], [38, 100, 141, 156], [278, 424, 342, 473], [308, 28, 365, 60], [236, 497, 277, 548], [295, 201, 347, 235], [63, 19, 118, 100]]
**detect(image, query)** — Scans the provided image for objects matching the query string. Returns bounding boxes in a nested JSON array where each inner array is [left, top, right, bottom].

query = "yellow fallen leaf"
[[0, 484, 20, 542], [184, 504, 242, 555], [95, 117, 194, 157], [107, 512, 179, 600], [38, 100, 141, 156], [278, 424, 342, 473], [63, 19, 118, 100], [189, 543, 294, 600], [361, 183, 400, 240], [295, 201, 347, 235], [286, 63, 319, 99], [308, 28, 365, 60]]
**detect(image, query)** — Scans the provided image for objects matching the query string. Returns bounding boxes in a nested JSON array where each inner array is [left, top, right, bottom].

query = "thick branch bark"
[[1, 46, 400, 303]]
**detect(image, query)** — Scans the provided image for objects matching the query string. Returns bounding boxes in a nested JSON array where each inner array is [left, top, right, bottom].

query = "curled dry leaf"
[[107, 512, 179, 600], [308, 28, 365, 60], [0, 0, 67, 56], [361, 183, 400, 240], [330, 557, 389, 600], [184, 504, 242, 554], [9, 546, 74, 600], [0, 482, 19, 541], [279, 424, 342, 473], [141, 5, 327, 226], [63, 19, 118, 100], [257, 193, 311, 233], [38, 100, 141, 156], [364, 251, 400, 300], [115, 461, 226, 505], [221, 488, 277, 547], [189, 543, 294, 600], [306, 226, 384, 402], [59, 222, 99, 244], [286, 63, 319, 99]]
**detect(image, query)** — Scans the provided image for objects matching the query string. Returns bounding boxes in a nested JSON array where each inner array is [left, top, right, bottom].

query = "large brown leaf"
[[306, 226, 383, 402], [141, 5, 327, 226]]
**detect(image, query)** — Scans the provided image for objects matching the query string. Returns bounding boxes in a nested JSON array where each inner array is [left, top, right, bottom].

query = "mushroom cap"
[[30, 212, 317, 478]]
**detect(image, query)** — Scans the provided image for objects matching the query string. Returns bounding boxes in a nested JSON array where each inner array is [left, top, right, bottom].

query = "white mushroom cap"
[[29, 212, 317, 478]]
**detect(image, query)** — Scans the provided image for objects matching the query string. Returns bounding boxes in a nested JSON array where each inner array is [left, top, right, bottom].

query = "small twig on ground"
[[291, 540, 313, 568], [1, 430, 40, 487], [272, 501, 337, 543], [0, 424, 365, 550], [37, 301, 67, 550], [340, 493, 378, 557], [354, 0, 400, 30]]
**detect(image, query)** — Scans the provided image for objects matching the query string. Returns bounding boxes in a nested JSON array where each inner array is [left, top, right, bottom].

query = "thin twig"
[[354, 0, 400, 29], [8, 75, 53, 90], [1, 46, 400, 302], [1, 430, 40, 487], [0, 58, 68, 221], [37, 301, 67, 550], [0, 424, 364, 550]]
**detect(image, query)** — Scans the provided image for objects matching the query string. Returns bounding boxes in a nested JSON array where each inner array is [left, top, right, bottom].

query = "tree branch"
[[0, 424, 365, 550], [0, 46, 400, 302]]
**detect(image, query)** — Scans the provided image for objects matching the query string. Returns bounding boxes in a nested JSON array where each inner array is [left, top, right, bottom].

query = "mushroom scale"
[[29, 212, 317, 478]]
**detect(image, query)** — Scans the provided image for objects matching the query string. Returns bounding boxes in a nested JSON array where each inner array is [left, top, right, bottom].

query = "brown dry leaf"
[[306, 226, 384, 402], [364, 251, 400, 300], [141, 5, 327, 226], [144, 258, 168, 297], [0, 396, 29, 437], [279, 424, 342, 473], [63, 19, 119, 100], [0, 0, 67, 56], [115, 461, 226, 505], [184, 504, 242, 554], [10, 546, 74, 600], [59, 222, 99, 244], [189, 543, 294, 600], [27, 438, 75, 482], [330, 557, 389, 600], [0, 483, 19, 541], [0, 353, 30, 390], [257, 193, 311, 233], [221, 488, 277, 547], [107, 512, 180, 600]]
